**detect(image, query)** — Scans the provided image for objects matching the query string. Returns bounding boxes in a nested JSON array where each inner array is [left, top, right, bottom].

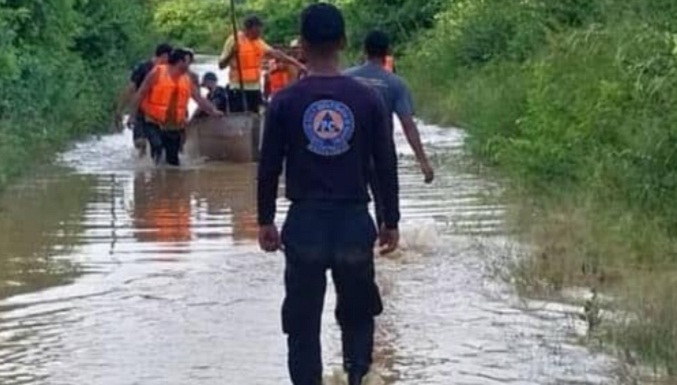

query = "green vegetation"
[[4, 0, 677, 376], [0, 0, 156, 188], [402, 0, 677, 377], [149, 0, 446, 55]]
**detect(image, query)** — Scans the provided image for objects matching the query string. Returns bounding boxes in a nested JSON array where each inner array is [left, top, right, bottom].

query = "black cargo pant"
[[132, 113, 146, 142], [143, 120, 182, 166], [281, 202, 382, 385], [227, 88, 262, 113]]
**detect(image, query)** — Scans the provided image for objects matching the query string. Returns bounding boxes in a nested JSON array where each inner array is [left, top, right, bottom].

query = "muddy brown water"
[[0, 58, 619, 385]]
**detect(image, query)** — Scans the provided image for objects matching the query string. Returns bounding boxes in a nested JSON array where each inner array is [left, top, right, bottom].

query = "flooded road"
[[0, 58, 618, 384]]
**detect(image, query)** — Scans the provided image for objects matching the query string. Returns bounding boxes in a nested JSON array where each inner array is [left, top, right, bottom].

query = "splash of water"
[[323, 368, 385, 385]]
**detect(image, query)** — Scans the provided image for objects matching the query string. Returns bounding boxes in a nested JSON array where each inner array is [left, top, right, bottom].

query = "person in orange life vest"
[[263, 51, 291, 101], [179, 47, 200, 154], [129, 48, 223, 166], [218, 15, 306, 113], [115, 43, 173, 158]]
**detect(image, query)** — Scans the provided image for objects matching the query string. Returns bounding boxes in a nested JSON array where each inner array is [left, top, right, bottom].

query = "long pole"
[[229, 0, 248, 112]]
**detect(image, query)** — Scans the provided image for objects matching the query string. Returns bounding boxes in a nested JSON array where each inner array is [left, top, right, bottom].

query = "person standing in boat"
[[129, 48, 223, 166], [115, 43, 173, 157], [257, 4, 399, 385], [218, 15, 306, 114], [345, 30, 434, 229]]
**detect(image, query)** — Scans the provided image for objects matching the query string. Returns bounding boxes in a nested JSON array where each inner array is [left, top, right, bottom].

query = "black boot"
[[348, 372, 364, 385]]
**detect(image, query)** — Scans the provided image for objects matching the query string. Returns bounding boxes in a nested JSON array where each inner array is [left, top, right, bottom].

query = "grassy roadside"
[[0, 0, 157, 190], [401, 0, 677, 380]]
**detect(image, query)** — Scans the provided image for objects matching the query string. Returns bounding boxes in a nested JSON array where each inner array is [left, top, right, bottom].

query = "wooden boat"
[[184, 112, 262, 163]]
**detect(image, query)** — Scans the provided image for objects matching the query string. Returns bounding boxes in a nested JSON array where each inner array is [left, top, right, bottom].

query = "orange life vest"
[[268, 59, 289, 94], [141, 65, 192, 126], [384, 55, 394, 72], [230, 32, 266, 83]]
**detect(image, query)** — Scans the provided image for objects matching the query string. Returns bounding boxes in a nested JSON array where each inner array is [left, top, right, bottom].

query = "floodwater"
[[0, 57, 619, 385]]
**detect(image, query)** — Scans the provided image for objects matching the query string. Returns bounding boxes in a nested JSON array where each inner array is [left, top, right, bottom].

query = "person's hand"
[[421, 160, 434, 184], [259, 225, 281, 252], [209, 108, 224, 118], [378, 225, 399, 255], [113, 112, 124, 132], [127, 113, 137, 130]]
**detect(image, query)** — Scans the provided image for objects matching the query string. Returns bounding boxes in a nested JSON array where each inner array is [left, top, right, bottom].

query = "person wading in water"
[[129, 48, 222, 166], [257, 3, 400, 385], [345, 30, 434, 229], [115, 43, 173, 157]]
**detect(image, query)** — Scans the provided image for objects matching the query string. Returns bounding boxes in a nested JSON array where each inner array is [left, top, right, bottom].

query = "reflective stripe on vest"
[[230, 32, 266, 84], [141, 65, 192, 126]]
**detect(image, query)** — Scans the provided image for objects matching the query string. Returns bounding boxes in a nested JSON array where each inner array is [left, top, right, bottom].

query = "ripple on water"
[[0, 58, 618, 385]]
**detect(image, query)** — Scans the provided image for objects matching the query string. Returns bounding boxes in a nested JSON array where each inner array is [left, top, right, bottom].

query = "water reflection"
[[133, 170, 193, 244], [0, 171, 92, 300], [190, 164, 258, 243], [129, 164, 258, 248]]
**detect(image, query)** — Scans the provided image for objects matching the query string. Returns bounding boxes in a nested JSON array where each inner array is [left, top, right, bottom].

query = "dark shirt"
[[194, 86, 229, 118], [344, 63, 415, 134], [209, 86, 229, 112], [130, 60, 154, 89], [257, 75, 400, 229]]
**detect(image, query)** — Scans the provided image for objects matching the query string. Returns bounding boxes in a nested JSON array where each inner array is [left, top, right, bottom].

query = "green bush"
[[0, 0, 155, 187], [402, 0, 677, 374], [148, 0, 446, 54]]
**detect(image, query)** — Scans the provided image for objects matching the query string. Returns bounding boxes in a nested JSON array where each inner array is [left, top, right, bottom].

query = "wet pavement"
[[0, 58, 619, 385]]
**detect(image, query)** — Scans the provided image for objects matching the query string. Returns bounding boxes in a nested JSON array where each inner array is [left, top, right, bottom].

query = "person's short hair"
[[244, 15, 263, 30], [364, 30, 390, 58], [168, 48, 190, 65], [155, 43, 173, 58], [202, 72, 218, 83], [300, 3, 345, 48], [182, 47, 195, 63]]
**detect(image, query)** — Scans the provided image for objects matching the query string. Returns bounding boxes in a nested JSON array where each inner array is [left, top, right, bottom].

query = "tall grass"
[[402, 0, 677, 378]]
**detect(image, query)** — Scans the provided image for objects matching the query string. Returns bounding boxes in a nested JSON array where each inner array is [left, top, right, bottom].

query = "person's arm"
[[191, 84, 222, 117], [218, 35, 235, 70], [262, 42, 305, 71], [114, 82, 136, 131], [128, 68, 159, 123], [257, 98, 285, 226], [371, 94, 400, 230], [395, 81, 434, 183]]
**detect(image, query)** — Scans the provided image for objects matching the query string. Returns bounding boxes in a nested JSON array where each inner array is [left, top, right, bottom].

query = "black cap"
[[244, 15, 263, 29], [202, 72, 218, 84], [300, 3, 345, 45]]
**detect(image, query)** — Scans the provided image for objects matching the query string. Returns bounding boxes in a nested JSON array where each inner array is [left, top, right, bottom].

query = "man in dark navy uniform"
[[256, 3, 400, 385]]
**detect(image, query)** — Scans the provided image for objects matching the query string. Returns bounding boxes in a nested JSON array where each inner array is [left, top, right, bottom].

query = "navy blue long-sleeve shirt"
[[257, 75, 400, 229]]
